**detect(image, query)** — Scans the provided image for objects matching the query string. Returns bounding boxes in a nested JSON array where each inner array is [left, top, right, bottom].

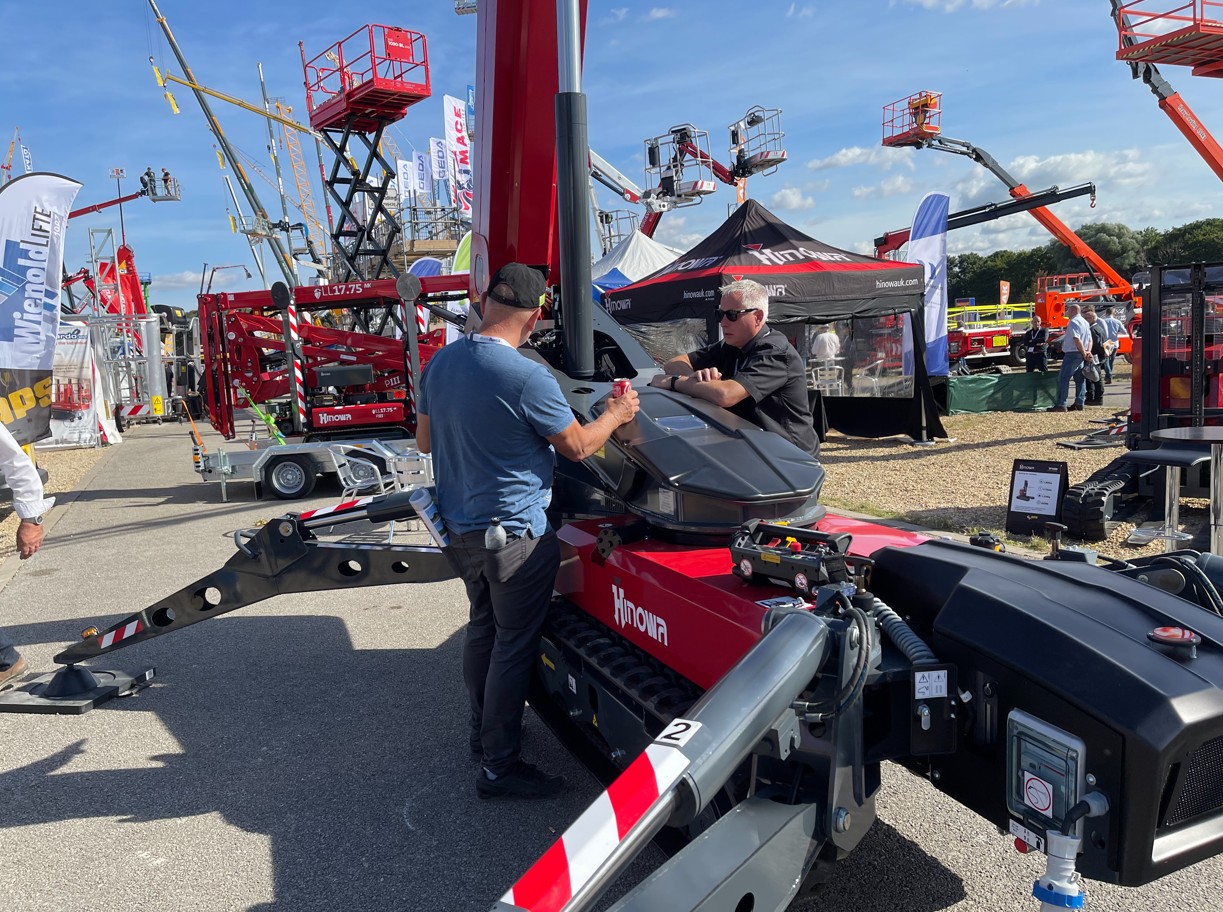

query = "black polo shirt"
[[688, 327, 819, 455]]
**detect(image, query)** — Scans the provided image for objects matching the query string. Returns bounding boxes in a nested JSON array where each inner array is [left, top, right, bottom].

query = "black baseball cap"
[[487, 263, 545, 309]]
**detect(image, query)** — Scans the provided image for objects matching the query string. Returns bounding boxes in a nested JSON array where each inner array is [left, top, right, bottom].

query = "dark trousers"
[[0, 627, 18, 668], [1025, 353, 1047, 373], [444, 528, 559, 776]]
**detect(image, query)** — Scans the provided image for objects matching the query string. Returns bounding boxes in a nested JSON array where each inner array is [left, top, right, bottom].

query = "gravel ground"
[[818, 365, 1186, 560], [0, 442, 107, 562]]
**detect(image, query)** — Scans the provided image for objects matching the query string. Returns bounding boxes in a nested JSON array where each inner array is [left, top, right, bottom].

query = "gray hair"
[[719, 278, 769, 322]]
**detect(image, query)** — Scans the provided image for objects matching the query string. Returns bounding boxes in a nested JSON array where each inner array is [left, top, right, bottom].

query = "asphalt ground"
[[0, 420, 1220, 912]]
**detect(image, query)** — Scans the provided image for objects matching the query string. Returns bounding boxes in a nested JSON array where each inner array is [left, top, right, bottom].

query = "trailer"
[[192, 434, 430, 502]]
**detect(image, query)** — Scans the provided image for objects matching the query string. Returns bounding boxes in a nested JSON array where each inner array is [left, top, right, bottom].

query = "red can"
[[612, 378, 631, 398]]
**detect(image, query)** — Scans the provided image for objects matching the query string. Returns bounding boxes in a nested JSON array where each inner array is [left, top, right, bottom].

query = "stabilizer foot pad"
[[0, 667, 155, 715]]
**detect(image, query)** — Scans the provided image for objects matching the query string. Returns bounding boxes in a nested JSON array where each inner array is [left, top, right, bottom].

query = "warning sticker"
[[914, 669, 948, 700], [1009, 819, 1046, 853], [1023, 771, 1055, 815]]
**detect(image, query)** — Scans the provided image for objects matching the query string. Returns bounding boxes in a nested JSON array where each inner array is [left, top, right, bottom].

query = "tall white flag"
[[429, 137, 448, 183], [443, 94, 473, 218], [413, 150, 432, 197], [0, 172, 82, 442]]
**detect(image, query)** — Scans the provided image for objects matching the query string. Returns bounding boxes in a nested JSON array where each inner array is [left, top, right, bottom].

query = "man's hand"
[[648, 374, 671, 390], [693, 367, 721, 382], [605, 388, 640, 425], [16, 520, 43, 560]]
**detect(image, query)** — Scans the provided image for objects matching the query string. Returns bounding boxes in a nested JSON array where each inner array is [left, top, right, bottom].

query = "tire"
[[114, 406, 126, 434], [1007, 340, 1026, 368], [264, 455, 317, 500]]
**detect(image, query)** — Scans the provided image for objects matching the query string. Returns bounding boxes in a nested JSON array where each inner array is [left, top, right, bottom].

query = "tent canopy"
[[592, 231, 682, 300], [604, 201, 945, 442], [604, 200, 925, 324]]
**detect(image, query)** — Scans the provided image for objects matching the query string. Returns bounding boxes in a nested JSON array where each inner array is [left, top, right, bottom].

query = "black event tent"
[[604, 200, 946, 442]]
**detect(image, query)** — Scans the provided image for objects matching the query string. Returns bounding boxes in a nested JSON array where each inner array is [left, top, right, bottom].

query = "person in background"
[[649, 279, 819, 455], [1101, 306, 1128, 384], [0, 421, 55, 685], [1083, 306, 1107, 406], [809, 323, 841, 362], [417, 263, 639, 800], [1022, 315, 1049, 373], [1051, 303, 1091, 412], [161, 167, 173, 194]]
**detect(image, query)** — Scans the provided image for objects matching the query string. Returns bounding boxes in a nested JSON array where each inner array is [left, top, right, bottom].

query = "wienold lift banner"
[[0, 172, 82, 444], [907, 191, 950, 377], [443, 94, 473, 219]]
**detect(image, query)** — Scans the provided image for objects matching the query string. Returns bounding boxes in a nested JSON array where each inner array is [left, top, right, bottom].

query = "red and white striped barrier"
[[118, 403, 152, 418], [500, 737, 693, 912], [98, 618, 144, 649], [286, 302, 308, 430], [297, 495, 376, 522]]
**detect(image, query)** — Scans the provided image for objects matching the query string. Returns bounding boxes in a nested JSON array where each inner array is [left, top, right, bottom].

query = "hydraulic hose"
[[871, 596, 938, 666], [1153, 554, 1223, 618]]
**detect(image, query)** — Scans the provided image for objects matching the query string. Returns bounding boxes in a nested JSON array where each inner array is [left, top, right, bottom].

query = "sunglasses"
[[717, 307, 759, 323]]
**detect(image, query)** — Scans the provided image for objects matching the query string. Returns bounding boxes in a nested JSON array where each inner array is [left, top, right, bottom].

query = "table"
[[1151, 426, 1223, 554]]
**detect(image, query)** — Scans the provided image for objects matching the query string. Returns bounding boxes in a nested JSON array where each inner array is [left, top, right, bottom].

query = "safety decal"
[[297, 496, 375, 521], [500, 743, 690, 912], [98, 618, 144, 649]]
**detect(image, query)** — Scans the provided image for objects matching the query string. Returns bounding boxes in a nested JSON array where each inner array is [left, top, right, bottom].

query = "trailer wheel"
[[1007, 339, 1026, 368], [265, 455, 317, 500]]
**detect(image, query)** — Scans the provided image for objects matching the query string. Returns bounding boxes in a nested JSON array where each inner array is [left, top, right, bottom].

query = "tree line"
[[947, 218, 1223, 304]]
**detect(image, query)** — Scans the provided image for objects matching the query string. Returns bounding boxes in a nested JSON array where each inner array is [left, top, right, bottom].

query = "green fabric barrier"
[[946, 372, 1061, 414]]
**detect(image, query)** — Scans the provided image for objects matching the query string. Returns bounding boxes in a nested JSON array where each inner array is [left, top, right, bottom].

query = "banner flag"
[[20, 145, 33, 175], [466, 84, 476, 139], [395, 157, 413, 201], [907, 191, 950, 377], [0, 172, 82, 443], [45, 317, 98, 447], [443, 94, 473, 218], [1000, 280, 1011, 306], [429, 137, 448, 182], [412, 150, 432, 198]]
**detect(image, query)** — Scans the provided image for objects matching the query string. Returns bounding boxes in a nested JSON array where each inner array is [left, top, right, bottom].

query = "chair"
[[1121, 445, 1210, 551], [808, 360, 844, 396], [853, 359, 886, 397]]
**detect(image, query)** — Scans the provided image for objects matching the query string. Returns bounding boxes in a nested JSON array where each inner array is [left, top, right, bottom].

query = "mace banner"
[[0, 172, 82, 444], [443, 94, 473, 218], [907, 191, 950, 377]]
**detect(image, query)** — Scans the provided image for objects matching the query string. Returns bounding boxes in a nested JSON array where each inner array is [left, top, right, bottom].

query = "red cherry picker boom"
[[14, 5, 1223, 912]]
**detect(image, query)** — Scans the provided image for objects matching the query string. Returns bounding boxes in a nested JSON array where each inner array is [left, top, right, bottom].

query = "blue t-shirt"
[[418, 335, 574, 536]]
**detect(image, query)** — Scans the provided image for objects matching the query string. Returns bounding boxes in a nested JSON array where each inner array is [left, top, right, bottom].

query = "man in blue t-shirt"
[[417, 262, 640, 800]]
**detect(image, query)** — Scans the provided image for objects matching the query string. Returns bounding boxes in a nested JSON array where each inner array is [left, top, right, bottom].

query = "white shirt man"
[[810, 326, 841, 362]]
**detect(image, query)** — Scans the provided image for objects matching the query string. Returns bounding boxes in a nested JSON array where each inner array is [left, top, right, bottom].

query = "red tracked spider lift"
[[302, 25, 430, 282], [18, 6, 1223, 912]]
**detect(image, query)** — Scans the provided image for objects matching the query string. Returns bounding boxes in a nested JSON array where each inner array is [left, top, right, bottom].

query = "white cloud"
[[643, 8, 677, 21], [770, 186, 816, 210], [807, 145, 915, 172], [890, 0, 1038, 11], [950, 148, 1153, 210], [652, 214, 705, 251], [154, 270, 207, 291], [786, 3, 816, 16], [851, 173, 914, 199], [605, 7, 629, 23]]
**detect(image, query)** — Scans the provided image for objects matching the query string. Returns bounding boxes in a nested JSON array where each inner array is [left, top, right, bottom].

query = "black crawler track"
[[1061, 456, 1144, 540]]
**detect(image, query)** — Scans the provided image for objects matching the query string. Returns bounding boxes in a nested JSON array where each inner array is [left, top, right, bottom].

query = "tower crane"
[[1, 127, 19, 185]]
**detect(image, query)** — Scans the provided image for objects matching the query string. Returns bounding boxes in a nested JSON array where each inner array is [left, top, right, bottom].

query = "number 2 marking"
[[656, 718, 702, 748]]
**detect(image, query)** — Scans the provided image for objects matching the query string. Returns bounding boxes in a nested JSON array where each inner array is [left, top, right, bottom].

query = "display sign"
[[1005, 458, 1069, 536]]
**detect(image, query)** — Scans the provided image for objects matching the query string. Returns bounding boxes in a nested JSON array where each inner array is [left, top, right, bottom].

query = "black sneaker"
[[476, 761, 565, 800]]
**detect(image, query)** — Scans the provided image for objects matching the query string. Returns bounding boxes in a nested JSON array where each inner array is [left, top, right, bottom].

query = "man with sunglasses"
[[648, 279, 818, 454]]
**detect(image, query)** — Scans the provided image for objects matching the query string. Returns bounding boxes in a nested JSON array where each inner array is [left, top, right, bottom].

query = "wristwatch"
[[669, 375, 678, 391], [20, 515, 43, 526]]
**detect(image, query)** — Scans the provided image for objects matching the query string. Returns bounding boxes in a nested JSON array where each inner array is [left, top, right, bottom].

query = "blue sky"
[[2, 0, 1220, 309]]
